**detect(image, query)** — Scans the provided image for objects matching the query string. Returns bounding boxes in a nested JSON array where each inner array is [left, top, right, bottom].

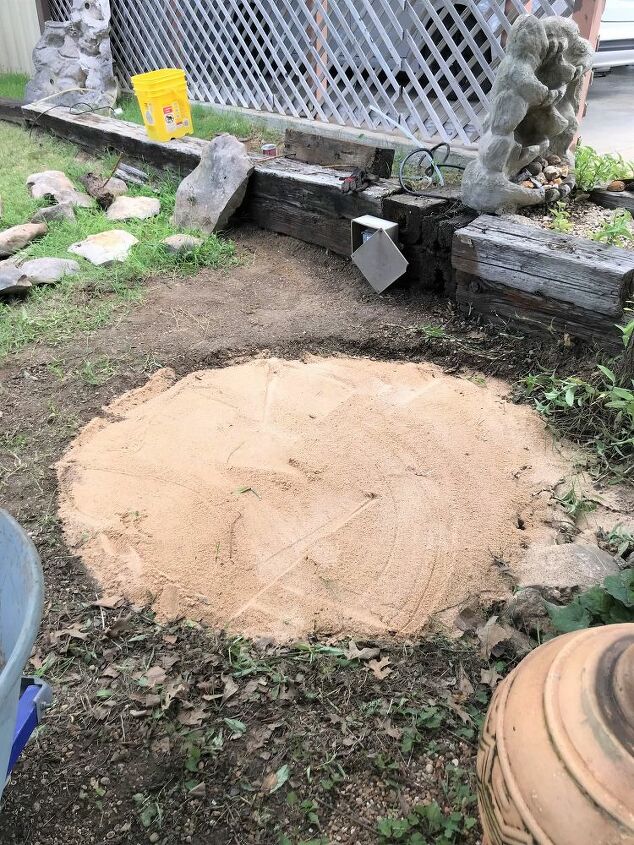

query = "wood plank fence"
[[47, 0, 576, 148]]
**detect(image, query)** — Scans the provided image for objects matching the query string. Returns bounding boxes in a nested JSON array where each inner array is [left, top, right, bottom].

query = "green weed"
[[79, 356, 117, 385], [591, 209, 634, 247], [549, 201, 573, 234], [553, 486, 597, 522], [520, 327, 634, 477], [597, 524, 634, 559], [377, 800, 477, 845], [0, 72, 28, 100], [547, 567, 634, 632], [575, 145, 634, 192]]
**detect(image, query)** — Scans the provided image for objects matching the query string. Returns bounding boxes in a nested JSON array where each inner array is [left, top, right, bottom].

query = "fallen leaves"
[[221, 674, 239, 702], [344, 641, 381, 661], [480, 667, 503, 689], [368, 656, 392, 680], [261, 763, 291, 794]]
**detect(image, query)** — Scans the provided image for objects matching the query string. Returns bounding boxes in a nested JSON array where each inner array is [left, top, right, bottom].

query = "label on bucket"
[[163, 105, 176, 128]]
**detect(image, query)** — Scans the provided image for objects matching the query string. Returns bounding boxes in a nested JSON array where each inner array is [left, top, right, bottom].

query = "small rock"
[[162, 234, 203, 254], [106, 195, 161, 221], [545, 186, 561, 203], [521, 180, 535, 189], [27, 171, 92, 208], [31, 202, 77, 224], [546, 154, 562, 166], [514, 543, 620, 591], [513, 169, 531, 184], [68, 230, 139, 266], [503, 588, 548, 629], [19, 257, 80, 285], [559, 183, 572, 197], [0, 222, 48, 257], [607, 180, 626, 193], [0, 263, 31, 297], [526, 160, 543, 176], [543, 165, 561, 181], [102, 177, 128, 197], [172, 133, 254, 234], [536, 172, 547, 185]]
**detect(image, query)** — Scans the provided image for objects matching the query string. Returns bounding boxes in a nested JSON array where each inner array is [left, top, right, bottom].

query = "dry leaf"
[[222, 674, 239, 702], [163, 680, 188, 709], [144, 666, 167, 687], [457, 663, 474, 698], [344, 641, 381, 661], [476, 616, 512, 659], [368, 656, 392, 680], [92, 595, 124, 609], [101, 666, 120, 679], [106, 615, 132, 637], [177, 706, 207, 727], [440, 691, 472, 724], [163, 634, 178, 645], [52, 625, 88, 642], [151, 736, 171, 754], [189, 782, 207, 799], [144, 694, 162, 708], [261, 771, 278, 793], [381, 719, 402, 740], [160, 654, 179, 670], [130, 709, 150, 718], [481, 667, 502, 689]]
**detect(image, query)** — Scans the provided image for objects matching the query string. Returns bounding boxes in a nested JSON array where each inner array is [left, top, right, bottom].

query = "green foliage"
[[591, 209, 634, 247], [547, 568, 634, 632], [0, 122, 235, 361], [553, 486, 596, 522], [117, 95, 280, 144], [521, 329, 634, 476], [597, 524, 634, 559], [0, 72, 29, 101], [377, 801, 477, 844], [549, 202, 573, 234], [574, 145, 634, 192]]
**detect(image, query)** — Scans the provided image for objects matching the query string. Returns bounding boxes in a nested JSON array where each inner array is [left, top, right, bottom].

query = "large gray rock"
[[0, 223, 48, 257], [106, 196, 161, 221], [31, 202, 77, 224], [25, 0, 117, 107], [0, 263, 31, 297], [462, 15, 594, 214], [27, 171, 93, 209], [103, 177, 128, 198], [68, 230, 138, 266], [19, 257, 81, 285], [162, 234, 203, 254], [515, 543, 620, 591], [172, 134, 254, 234]]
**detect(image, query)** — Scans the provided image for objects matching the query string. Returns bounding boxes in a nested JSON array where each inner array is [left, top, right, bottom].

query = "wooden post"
[[35, 0, 52, 29], [573, 0, 606, 129], [307, 0, 328, 104]]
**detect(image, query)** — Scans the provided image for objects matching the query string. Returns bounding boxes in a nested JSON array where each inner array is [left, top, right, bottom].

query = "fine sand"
[[57, 357, 569, 640]]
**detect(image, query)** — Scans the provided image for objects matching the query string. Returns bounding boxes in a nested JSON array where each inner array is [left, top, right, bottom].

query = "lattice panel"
[[48, 0, 73, 20], [53, 0, 577, 147]]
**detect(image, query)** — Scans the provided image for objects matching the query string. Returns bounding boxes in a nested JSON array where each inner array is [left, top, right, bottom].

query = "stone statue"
[[462, 15, 594, 215], [25, 0, 118, 108]]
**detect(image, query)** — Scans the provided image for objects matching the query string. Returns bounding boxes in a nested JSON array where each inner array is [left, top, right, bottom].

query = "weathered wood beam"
[[452, 214, 634, 347], [284, 128, 394, 177], [591, 189, 634, 214], [0, 98, 25, 125]]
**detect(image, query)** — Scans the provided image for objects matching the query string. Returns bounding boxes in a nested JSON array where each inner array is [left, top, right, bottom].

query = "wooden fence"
[[48, 0, 579, 148]]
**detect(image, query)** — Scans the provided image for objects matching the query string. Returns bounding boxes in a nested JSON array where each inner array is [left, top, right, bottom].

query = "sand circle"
[[57, 357, 567, 640]]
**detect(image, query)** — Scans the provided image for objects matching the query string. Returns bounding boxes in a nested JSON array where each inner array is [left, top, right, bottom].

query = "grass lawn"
[[0, 72, 279, 145], [0, 120, 235, 361]]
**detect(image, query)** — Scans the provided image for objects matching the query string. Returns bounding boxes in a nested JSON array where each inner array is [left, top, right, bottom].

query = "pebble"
[[149, 834, 160, 843], [543, 165, 561, 181], [546, 154, 562, 166], [106, 196, 161, 221], [31, 202, 77, 224], [608, 180, 626, 192], [162, 234, 203, 254]]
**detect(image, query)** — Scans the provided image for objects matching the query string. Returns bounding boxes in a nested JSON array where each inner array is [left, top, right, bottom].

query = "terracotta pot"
[[477, 623, 634, 845]]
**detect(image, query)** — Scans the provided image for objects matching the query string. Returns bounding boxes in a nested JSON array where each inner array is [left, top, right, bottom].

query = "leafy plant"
[[574, 145, 634, 192], [597, 524, 634, 560], [553, 486, 597, 522], [591, 209, 634, 247], [549, 201, 573, 234], [547, 567, 634, 632], [377, 801, 477, 844], [521, 328, 634, 477]]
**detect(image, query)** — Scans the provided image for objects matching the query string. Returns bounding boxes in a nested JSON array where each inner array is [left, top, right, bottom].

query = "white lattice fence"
[[48, 0, 576, 147]]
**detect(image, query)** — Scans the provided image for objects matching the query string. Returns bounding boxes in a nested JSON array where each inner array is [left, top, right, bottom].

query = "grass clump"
[[0, 121, 235, 361], [575, 144, 634, 192], [591, 208, 634, 248], [0, 72, 28, 100], [520, 322, 634, 479]]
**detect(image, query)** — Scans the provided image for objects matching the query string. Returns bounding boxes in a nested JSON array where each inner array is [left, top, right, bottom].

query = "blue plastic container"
[[0, 510, 45, 802]]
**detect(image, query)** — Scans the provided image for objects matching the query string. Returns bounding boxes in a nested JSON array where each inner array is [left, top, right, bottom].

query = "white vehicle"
[[594, 0, 634, 69]]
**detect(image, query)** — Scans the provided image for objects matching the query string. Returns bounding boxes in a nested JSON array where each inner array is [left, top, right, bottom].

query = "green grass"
[[0, 72, 28, 100], [117, 95, 280, 144], [0, 121, 235, 361]]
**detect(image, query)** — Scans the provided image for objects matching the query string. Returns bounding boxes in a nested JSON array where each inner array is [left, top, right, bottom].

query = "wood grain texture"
[[284, 128, 394, 177], [591, 189, 634, 214], [245, 158, 399, 255], [0, 98, 25, 125], [453, 214, 634, 318]]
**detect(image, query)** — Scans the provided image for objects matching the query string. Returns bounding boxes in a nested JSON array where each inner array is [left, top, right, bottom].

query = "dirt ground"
[[0, 226, 616, 844]]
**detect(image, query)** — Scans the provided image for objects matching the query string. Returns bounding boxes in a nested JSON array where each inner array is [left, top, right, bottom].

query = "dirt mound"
[[57, 357, 568, 640]]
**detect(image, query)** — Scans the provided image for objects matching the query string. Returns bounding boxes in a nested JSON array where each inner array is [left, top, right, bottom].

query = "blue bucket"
[[0, 510, 45, 802]]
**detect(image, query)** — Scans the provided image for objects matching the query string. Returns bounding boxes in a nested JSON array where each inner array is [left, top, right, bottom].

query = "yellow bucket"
[[131, 68, 193, 142]]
